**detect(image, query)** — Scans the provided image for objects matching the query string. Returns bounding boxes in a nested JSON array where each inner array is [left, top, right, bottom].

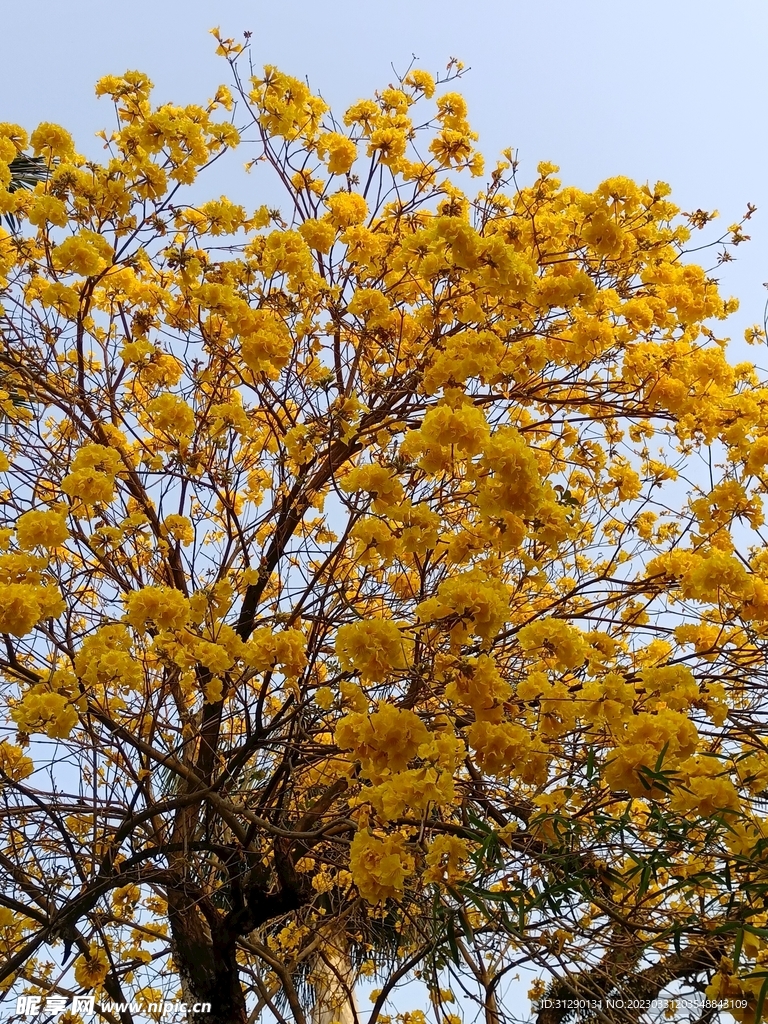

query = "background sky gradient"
[[2, 0, 766, 354]]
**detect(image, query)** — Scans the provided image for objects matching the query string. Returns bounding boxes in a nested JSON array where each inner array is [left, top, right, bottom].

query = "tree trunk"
[[168, 891, 248, 1024], [311, 935, 359, 1024]]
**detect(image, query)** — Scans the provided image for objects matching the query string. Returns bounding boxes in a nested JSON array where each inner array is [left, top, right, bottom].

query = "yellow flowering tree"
[[1, 27, 768, 1024]]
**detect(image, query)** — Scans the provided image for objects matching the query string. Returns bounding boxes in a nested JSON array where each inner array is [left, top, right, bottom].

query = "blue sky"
[[2, 0, 766, 353]]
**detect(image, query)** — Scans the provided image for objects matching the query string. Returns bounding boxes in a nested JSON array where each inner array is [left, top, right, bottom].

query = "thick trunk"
[[163, 815, 314, 1023], [168, 891, 247, 1024], [310, 937, 359, 1024], [175, 944, 247, 1024]]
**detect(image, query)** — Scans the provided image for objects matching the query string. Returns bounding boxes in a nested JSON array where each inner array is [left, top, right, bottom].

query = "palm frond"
[[4, 153, 51, 232]]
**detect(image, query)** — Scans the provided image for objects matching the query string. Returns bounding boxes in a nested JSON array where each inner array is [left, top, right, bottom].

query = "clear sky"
[[1, 0, 767, 349], [1, 1, 766, 1019]]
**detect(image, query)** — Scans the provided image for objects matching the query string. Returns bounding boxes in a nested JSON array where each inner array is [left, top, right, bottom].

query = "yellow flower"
[[201, 677, 223, 703], [199, 196, 247, 235], [347, 288, 396, 331], [16, 509, 69, 550], [336, 703, 428, 778], [298, 217, 336, 254], [335, 619, 407, 682], [0, 122, 28, 153], [607, 458, 642, 500], [124, 586, 190, 632], [639, 664, 698, 710], [468, 720, 533, 777], [163, 514, 194, 545], [340, 463, 403, 512], [61, 445, 122, 508], [669, 756, 741, 818], [343, 99, 379, 130], [605, 709, 699, 797], [444, 654, 511, 722], [0, 583, 63, 636], [517, 618, 588, 670], [111, 883, 141, 914], [349, 831, 414, 904], [416, 570, 511, 644], [476, 427, 545, 519], [429, 129, 475, 168], [367, 126, 407, 168], [193, 639, 234, 674], [239, 310, 293, 378], [528, 979, 548, 1002], [12, 688, 79, 739], [326, 191, 368, 228], [436, 92, 468, 124], [52, 230, 113, 277], [315, 686, 334, 709], [419, 403, 490, 457], [147, 393, 196, 438], [251, 66, 327, 141], [365, 766, 455, 819], [39, 281, 81, 317], [30, 121, 75, 160], [27, 194, 68, 228], [317, 132, 357, 175], [61, 468, 116, 505], [74, 944, 109, 988], [682, 550, 752, 604], [0, 741, 34, 780], [74, 625, 143, 691], [404, 69, 435, 98], [243, 627, 307, 679]]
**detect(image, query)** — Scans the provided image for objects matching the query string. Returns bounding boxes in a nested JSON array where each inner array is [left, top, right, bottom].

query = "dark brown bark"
[[535, 939, 726, 1024], [168, 887, 248, 1024], [166, 859, 311, 1024]]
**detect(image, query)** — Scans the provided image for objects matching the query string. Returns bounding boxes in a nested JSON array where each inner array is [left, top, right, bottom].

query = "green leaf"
[[733, 928, 745, 972], [754, 974, 768, 1024]]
